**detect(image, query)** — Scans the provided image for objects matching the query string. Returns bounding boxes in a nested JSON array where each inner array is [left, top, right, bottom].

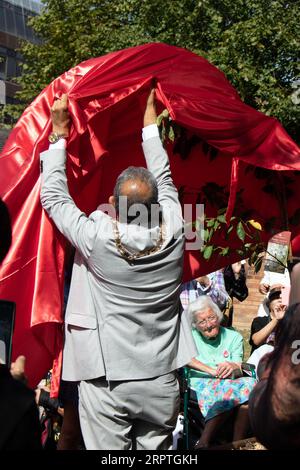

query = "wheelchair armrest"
[[230, 363, 256, 379], [241, 362, 256, 378]]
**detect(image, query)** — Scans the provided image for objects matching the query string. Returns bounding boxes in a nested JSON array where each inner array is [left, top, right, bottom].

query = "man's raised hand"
[[51, 93, 70, 137], [144, 89, 157, 127]]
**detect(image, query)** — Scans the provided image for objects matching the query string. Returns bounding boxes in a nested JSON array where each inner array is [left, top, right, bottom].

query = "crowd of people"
[[0, 89, 299, 451]]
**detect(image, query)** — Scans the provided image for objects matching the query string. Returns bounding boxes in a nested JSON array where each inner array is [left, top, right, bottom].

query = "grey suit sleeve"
[[142, 136, 183, 224], [40, 149, 96, 259]]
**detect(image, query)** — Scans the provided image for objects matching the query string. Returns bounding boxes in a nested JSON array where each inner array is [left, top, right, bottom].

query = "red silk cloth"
[[0, 43, 299, 394]]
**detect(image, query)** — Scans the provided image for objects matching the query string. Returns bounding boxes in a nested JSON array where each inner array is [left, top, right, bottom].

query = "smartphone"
[[0, 300, 16, 366]]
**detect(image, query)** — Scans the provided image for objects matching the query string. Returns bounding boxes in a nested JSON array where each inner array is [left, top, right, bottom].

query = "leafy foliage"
[[196, 207, 266, 272], [157, 112, 295, 271], [1, 0, 299, 142]]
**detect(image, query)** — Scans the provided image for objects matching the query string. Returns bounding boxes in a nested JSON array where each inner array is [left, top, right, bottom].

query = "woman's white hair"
[[187, 295, 223, 328]]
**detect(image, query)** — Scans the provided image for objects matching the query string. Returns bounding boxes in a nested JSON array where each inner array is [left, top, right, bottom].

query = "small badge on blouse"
[[223, 350, 229, 358]]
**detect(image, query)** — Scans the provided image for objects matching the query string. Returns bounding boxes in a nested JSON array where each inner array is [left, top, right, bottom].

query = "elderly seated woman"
[[187, 296, 257, 448]]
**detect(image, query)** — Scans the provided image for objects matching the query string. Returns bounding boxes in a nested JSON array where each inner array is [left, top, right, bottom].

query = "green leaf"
[[250, 250, 258, 265], [237, 221, 246, 242], [156, 114, 164, 126], [206, 219, 215, 228], [168, 125, 175, 142], [203, 245, 213, 260], [203, 229, 209, 242], [217, 214, 226, 223], [207, 229, 214, 242], [224, 224, 234, 240], [254, 257, 263, 273]]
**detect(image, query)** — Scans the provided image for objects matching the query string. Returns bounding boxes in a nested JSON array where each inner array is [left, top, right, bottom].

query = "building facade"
[[0, 0, 42, 105]]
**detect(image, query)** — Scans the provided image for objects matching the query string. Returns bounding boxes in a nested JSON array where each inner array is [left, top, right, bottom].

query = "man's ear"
[[109, 195, 115, 207]]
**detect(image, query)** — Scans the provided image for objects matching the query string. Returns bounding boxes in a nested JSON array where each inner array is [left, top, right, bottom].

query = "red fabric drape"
[[0, 43, 299, 394]]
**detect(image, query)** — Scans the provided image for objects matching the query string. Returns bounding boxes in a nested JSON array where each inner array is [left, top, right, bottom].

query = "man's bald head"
[[121, 178, 153, 201], [112, 166, 159, 226]]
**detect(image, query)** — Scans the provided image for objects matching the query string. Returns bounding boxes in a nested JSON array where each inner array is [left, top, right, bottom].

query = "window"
[[0, 56, 7, 80], [0, 5, 5, 31], [7, 56, 16, 79], [4, 6, 16, 35]]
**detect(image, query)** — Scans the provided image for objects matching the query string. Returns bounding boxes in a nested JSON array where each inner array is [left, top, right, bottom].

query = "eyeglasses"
[[195, 315, 218, 328]]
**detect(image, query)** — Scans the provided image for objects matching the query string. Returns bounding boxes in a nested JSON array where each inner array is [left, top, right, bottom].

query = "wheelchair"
[[178, 363, 256, 450]]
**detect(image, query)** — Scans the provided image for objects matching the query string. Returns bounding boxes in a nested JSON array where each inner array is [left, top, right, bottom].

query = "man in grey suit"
[[40, 90, 197, 450]]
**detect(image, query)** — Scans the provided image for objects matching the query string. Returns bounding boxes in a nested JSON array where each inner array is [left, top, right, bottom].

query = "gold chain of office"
[[113, 220, 165, 261]]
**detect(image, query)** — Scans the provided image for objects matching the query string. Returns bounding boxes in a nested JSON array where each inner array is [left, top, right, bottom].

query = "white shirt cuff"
[[48, 139, 67, 150], [142, 124, 159, 142]]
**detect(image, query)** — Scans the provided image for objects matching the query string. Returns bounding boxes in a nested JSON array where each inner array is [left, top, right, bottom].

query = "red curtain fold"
[[0, 43, 299, 395]]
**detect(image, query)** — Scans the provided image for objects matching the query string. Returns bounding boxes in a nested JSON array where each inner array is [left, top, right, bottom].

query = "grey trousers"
[[78, 372, 180, 450]]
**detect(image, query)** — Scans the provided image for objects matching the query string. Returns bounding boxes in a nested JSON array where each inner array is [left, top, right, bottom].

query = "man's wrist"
[[144, 118, 157, 127]]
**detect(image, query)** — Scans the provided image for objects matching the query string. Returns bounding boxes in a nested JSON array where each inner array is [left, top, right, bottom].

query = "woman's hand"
[[259, 283, 270, 295], [273, 303, 286, 320], [206, 366, 218, 377], [216, 361, 241, 379]]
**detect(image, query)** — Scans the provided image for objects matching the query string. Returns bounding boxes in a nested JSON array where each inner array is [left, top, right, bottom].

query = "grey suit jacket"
[[40, 136, 197, 381]]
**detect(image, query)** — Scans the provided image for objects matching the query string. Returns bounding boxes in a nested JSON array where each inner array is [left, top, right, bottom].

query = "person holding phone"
[[249, 287, 286, 354], [247, 287, 286, 374], [0, 200, 41, 450]]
